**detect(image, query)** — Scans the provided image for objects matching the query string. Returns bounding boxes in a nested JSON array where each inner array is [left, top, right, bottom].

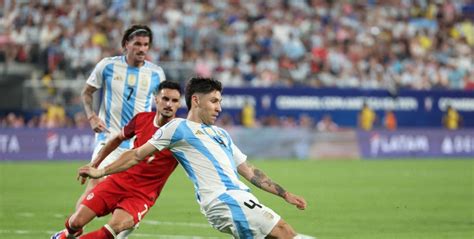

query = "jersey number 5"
[[127, 87, 134, 101], [244, 199, 262, 209]]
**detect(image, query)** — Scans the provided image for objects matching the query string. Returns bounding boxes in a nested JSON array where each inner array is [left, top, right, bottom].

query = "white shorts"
[[90, 142, 129, 169], [204, 190, 281, 239]]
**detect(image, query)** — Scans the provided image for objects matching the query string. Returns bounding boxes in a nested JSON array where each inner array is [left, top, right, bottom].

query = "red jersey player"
[[51, 81, 182, 239]]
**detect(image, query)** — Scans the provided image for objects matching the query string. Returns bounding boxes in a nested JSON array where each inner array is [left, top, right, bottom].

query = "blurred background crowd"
[[0, 0, 473, 129]]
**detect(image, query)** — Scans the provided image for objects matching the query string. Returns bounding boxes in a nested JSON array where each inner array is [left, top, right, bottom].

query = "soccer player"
[[51, 81, 181, 239], [80, 77, 310, 238], [79, 24, 164, 238]]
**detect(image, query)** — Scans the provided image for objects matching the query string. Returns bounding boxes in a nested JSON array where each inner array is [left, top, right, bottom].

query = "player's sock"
[[80, 225, 116, 239], [65, 217, 83, 237], [116, 228, 134, 239]]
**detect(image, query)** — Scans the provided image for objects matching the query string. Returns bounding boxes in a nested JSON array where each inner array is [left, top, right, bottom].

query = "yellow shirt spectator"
[[418, 35, 432, 50], [45, 103, 66, 128], [241, 102, 256, 128], [443, 106, 461, 130], [359, 104, 376, 131]]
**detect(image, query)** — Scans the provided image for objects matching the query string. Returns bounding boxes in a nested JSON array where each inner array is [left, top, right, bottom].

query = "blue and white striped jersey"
[[148, 118, 250, 208], [87, 56, 165, 149]]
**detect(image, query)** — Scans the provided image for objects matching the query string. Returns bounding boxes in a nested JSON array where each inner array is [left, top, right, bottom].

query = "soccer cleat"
[[50, 229, 78, 239], [50, 230, 67, 239]]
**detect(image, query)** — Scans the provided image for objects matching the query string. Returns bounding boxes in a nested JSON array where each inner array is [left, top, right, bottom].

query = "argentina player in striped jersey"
[[80, 77, 312, 239], [77, 25, 165, 239]]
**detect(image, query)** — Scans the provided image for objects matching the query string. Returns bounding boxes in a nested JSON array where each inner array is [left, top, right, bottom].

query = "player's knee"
[[68, 213, 87, 229], [69, 205, 97, 229], [267, 220, 297, 239], [108, 218, 135, 233], [279, 224, 297, 238]]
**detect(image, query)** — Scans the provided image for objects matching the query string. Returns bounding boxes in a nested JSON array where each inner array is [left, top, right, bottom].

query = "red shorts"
[[81, 178, 153, 224]]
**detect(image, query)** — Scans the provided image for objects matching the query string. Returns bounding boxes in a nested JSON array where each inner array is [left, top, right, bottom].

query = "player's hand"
[[88, 115, 108, 133], [283, 192, 307, 210], [77, 163, 95, 185], [78, 165, 105, 180]]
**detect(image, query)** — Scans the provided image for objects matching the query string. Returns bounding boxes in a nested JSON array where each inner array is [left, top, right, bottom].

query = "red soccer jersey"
[[108, 112, 178, 203]]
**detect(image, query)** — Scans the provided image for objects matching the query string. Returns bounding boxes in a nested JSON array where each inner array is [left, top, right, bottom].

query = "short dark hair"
[[121, 25, 153, 48], [185, 77, 222, 110], [154, 80, 182, 95]]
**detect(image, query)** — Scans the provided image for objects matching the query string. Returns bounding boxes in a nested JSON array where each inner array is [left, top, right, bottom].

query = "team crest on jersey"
[[127, 75, 137, 86], [86, 193, 94, 200], [140, 78, 148, 87]]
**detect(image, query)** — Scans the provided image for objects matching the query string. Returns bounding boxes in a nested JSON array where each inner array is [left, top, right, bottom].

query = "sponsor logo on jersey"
[[86, 193, 94, 200], [114, 76, 123, 81]]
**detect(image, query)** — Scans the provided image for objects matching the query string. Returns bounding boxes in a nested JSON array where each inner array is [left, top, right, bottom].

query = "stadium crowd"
[[1, 0, 473, 89], [0, 0, 473, 129]]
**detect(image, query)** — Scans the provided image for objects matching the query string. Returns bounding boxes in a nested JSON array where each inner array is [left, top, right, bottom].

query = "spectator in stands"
[[4, 112, 25, 128], [74, 112, 89, 129], [216, 113, 235, 128], [42, 99, 67, 128], [26, 115, 40, 128], [299, 114, 315, 129], [316, 114, 338, 132], [443, 105, 462, 130], [358, 102, 377, 131], [241, 99, 256, 128], [383, 110, 397, 131]]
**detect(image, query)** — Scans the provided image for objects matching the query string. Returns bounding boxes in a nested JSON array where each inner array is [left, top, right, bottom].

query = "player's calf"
[[64, 205, 97, 236], [108, 217, 135, 234], [108, 208, 136, 237]]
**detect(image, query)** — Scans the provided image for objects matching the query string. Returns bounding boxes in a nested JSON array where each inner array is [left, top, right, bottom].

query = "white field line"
[[141, 219, 210, 228], [17, 212, 35, 217], [47, 213, 210, 228], [73, 217, 211, 228]]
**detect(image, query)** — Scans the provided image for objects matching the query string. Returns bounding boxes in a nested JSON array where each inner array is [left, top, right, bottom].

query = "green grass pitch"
[[0, 159, 473, 238]]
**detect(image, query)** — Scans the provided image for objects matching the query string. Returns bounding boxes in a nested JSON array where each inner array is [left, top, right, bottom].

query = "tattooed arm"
[[81, 84, 107, 133], [237, 162, 307, 210]]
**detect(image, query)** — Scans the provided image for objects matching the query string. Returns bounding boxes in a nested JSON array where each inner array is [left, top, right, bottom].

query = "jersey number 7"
[[127, 87, 134, 101]]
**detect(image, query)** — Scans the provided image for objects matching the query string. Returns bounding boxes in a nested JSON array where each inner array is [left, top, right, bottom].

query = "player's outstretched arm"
[[77, 133, 126, 184], [237, 162, 307, 210], [91, 134, 126, 168], [79, 142, 157, 179]]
